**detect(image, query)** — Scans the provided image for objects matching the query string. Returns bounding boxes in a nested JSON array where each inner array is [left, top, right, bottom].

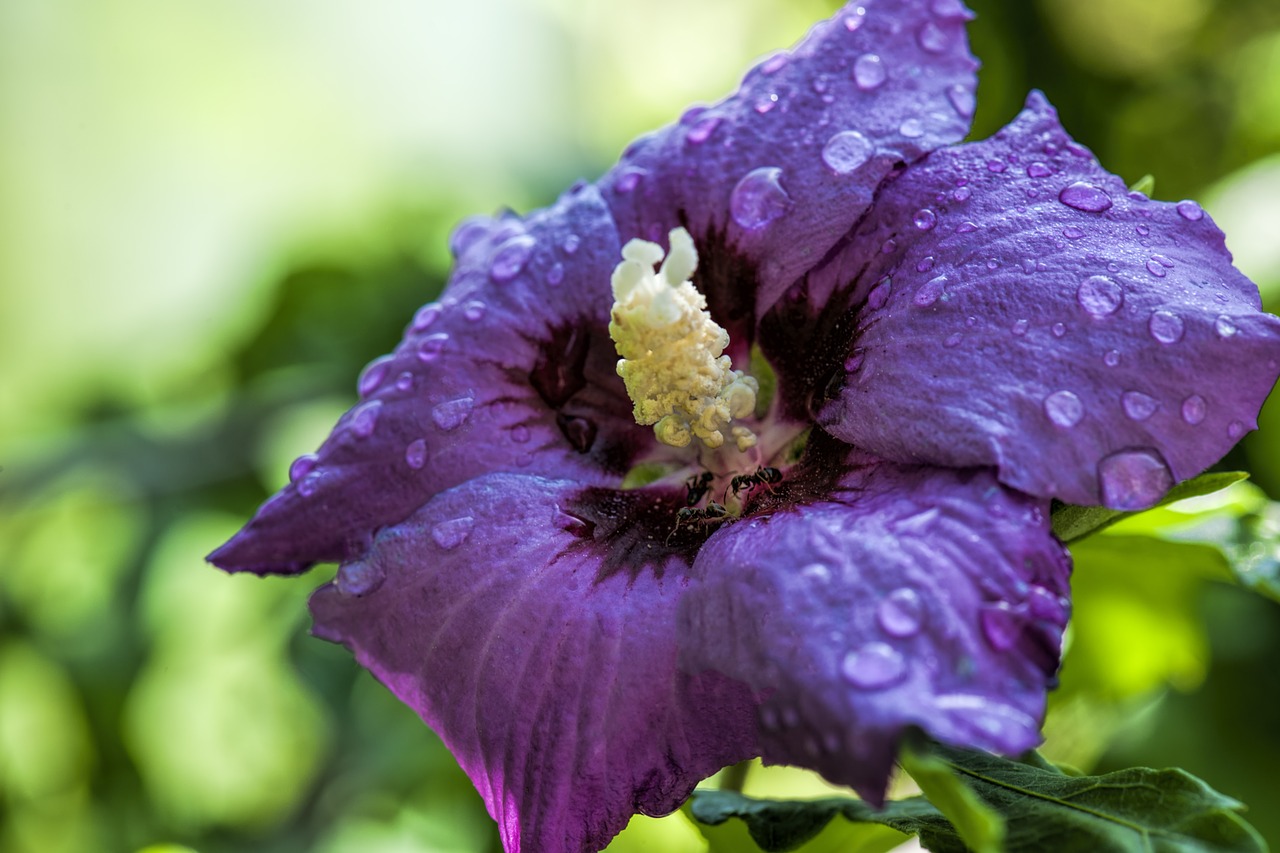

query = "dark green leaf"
[[1051, 472, 1248, 544]]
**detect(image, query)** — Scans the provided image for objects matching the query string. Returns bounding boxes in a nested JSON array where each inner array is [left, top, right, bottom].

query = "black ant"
[[684, 470, 714, 506], [667, 501, 729, 544], [727, 466, 782, 501]]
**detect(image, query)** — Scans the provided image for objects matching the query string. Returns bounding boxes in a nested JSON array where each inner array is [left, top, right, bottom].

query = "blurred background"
[[2, 0, 1279, 851]]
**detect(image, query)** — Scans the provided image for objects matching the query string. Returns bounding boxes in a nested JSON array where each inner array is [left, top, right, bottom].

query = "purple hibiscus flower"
[[210, 1, 1280, 851]]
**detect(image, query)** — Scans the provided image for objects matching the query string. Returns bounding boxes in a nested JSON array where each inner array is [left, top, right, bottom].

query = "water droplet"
[[843, 6, 867, 30], [337, 560, 385, 597], [956, 220, 977, 233], [489, 235, 537, 282], [615, 168, 644, 194], [1012, 319, 1029, 336], [546, 262, 565, 286], [986, 258, 1000, 270], [917, 20, 948, 52], [1104, 349, 1121, 367], [986, 159, 1008, 174], [405, 438, 427, 469], [899, 118, 925, 138], [1214, 315, 1237, 338], [911, 209, 937, 232], [867, 276, 892, 310], [395, 371, 414, 392], [510, 424, 531, 444], [685, 115, 721, 145], [448, 218, 490, 258], [1044, 390, 1084, 428], [1062, 225, 1084, 240], [1051, 322, 1066, 338], [878, 588, 924, 638], [1076, 275, 1124, 318], [432, 516, 475, 551], [1181, 394, 1207, 425], [1145, 259, 1166, 277], [980, 604, 1021, 651], [1098, 449, 1173, 510], [1176, 200, 1204, 221], [463, 300, 486, 322], [811, 75, 830, 94], [558, 415, 597, 453], [916, 255, 936, 273], [760, 52, 788, 74], [946, 84, 975, 118], [730, 167, 791, 229], [801, 563, 831, 583], [1122, 391, 1158, 421], [296, 470, 322, 498], [1027, 586, 1068, 624], [562, 234, 581, 254], [1026, 162, 1052, 178], [852, 54, 886, 90], [412, 303, 442, 331], [1148, 310, 1185, 344], [1058, 181, 1113, 212], [953, 185, 973, 202], [431, 396, 474, 430], [1135, 223, 1150, 237], [944, 332, 962, 348], [351, 401, 381, 438], [289, 453, 318, 483], [753, 93, 779, 114], [841, 643, 907, 689], [821, 130, 873, 175], [358, 356, 392, 398], [1228, 421, 1245, 440], [914, 275, 947, 307], [416, 333, 450, 362]]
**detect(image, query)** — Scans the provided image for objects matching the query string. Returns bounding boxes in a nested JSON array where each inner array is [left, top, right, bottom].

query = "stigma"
[[608, 227, 758, 452]]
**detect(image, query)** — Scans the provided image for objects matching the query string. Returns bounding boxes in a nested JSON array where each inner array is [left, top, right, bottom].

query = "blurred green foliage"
[[1, 0, 1279, 851]]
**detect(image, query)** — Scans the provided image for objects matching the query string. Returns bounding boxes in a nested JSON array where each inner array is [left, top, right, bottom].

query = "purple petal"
[[679, 446, 1070, 803], [209, 185, 653, 575], [600, 1, 978, 343], [310, 474, 758, 853], [804, 92, 1280, 507]]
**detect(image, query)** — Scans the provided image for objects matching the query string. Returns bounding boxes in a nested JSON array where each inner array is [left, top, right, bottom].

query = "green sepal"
[[1050, 471, 1248, 544]]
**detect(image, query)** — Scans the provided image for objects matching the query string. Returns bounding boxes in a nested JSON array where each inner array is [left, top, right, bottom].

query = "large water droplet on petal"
[[852, 54, 886, 90], [730, 167, 792, 229], [350, 401, 381, 438], [1214, 315, 1238, 338], [1148, 310, 1185, 344], [404, 438, 427, 470], [1076, 275, 1123, 317], [1058, 181, 1113, 212], [289, 453, 318, 484], [946, 83, 975, 118], [463, 300, 486, 322], [432, 516, 475, 551], [685, 115, 721, 145], [867, 276, 892, 310], [913, 209, 937, 231], [899, 118, 925, 138], [1098, 449, 1173, 510], [489, 235, 537, 282], [917, 20, 948, 52], [1026, 161, 1053, 178], [841, 643, 907, 690], [914, 275, 947, 307], [1176, 200, 1204, 221], [416, 333, 450, 362], [412, 303, 442, 332], [821, 130, 874, 175], [878, 588, 924, 638], [1121, 391, 1159, 421], [1181, 394, 1207, 425], [336, 560, 386, 597], [1044, 390, 1084, 428], [358, 356, 392, 398], [432, 396, 474, 431], [980, 603, 1020, 651]]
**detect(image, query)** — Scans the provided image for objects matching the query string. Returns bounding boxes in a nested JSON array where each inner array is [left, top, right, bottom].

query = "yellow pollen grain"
[[608, 227, 758, 452]]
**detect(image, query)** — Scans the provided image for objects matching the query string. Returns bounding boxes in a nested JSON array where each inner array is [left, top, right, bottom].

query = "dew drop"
[[986, 159, 1008, 173], [917, 20, 948, 52], [358, 356, 391, 398], [1044, 390, 1084, 428], [1076, 275, 1124, 317], [1214, 315, 1238, 338], [801, 563, 831, 583], [953, 186, 973, 202], [412, 303, 442, 331], [1104, 349, 1121, 367], [760, 52, 788, 74], [288, 453, 318, 484], [753, 93, 779, 114], [432, 516, 475, 551], [912, 208, 937, 231], [685, 115, 721, 145], [395, 371, 414, 392], [1228, 421, 1245, 440], [730, 167, 792, 229], [350, 401, 381, 438], [405, 438, 427, 470], [821, 130, 874, 175], [337, 560, 385, 597], [448, 218, 490, 258], [1181, 394, 1207, 425], [489, 235, 537, 282], [867, 276, 892, 310], [980, 604, 1020, 651], [1026, 161, 1053, 178], [558, 415, 597, 453], [1058, 181, 1113, 212], [899, 118, 925, 138], [615, 168, 644, 194], [1027, 585, 1068, 624], [1122, 391, 1158, 421], [562, 233, 581, 254], [416, 333, 450, 362], [432, 396, 474, 431], [1012, 318, 1029, 336], [946, 84, 975, 118], [944, 332, 962, 348], [1135, 223, 1150, 237], [1062, 225, 1084, 240], [546, 262, 565, 286], [878, 588, 924, 638], [956, 220, 977, 233], [510, 424, 531, 444], [1148, 310, 1185, 344], [296, 470, 322, 498], [1098, 449, 1173, 510], [1176, 200, 1204, 221], [913, 275, 947, 307], [1145, 259, 1167, 278], [852, 54, 887, 90], [843, 6, 867, 30], [916, 255, 936, 273], [463, 300, 487, 322], [841, 643, 907, 690]]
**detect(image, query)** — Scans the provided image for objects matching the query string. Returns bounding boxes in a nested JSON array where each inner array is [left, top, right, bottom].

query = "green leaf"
[[900, 741, 1005, 853], [1051, 471, 1248, 544], [1129, 173, 1156, 196], [688, 745, 1266, 853]]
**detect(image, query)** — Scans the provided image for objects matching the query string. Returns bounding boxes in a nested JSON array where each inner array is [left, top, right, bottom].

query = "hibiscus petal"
[[210, 185, 649, 575], [599, 0, 979, 340], [679, 444, 1070, 803], [807, 92, 1280, 507], [309, 473, 759, 853]]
